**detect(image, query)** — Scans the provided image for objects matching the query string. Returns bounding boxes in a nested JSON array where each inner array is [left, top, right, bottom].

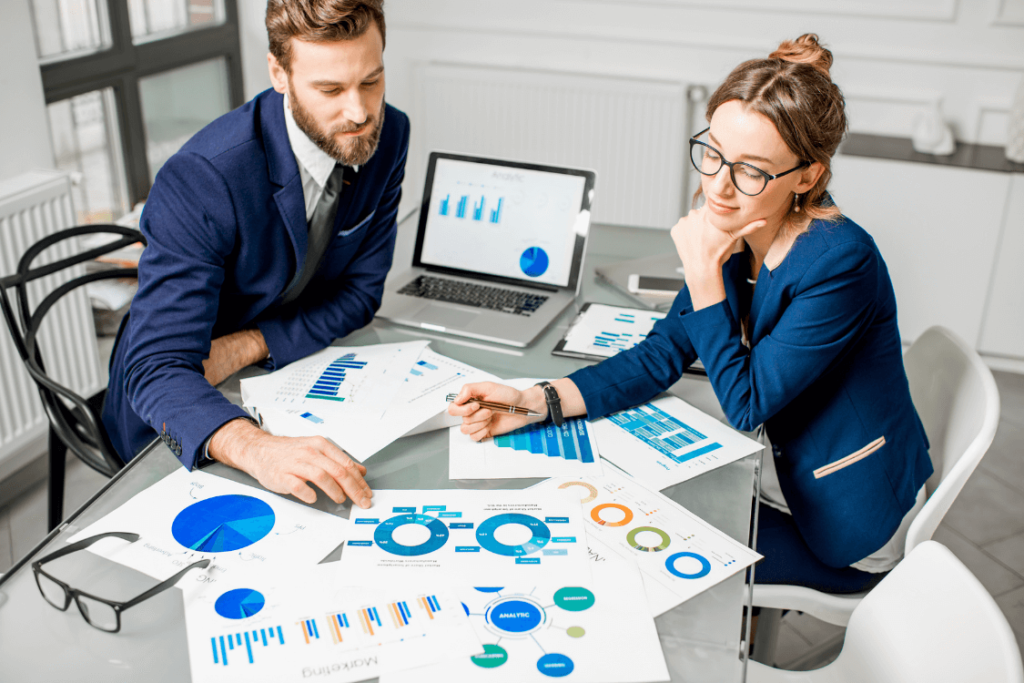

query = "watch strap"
[[535, 381, 565, 428]]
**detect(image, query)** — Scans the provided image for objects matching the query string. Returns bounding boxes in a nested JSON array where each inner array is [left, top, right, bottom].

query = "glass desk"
[[0, 218, 761, 682]]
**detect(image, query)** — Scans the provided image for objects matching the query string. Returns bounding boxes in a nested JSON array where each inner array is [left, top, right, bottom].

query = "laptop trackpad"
[[418, 304, 481, 329]]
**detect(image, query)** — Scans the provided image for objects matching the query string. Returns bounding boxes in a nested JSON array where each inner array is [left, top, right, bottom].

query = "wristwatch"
[[535, 381, 565, 428]]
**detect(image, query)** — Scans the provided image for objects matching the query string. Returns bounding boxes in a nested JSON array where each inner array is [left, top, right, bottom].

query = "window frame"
[[38, 0, 244, 206]]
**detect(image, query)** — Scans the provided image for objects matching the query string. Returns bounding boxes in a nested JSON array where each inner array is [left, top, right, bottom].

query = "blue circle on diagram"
[[537, 653, 575, 677], [214, 589, 265, 619], [476, 513, 551, 556], [374, 513, 449, 556], [171, 495, 275, 553], [665, 551, 712, 579], [520, 247, 549, 278], [487, 599, 544, 633]]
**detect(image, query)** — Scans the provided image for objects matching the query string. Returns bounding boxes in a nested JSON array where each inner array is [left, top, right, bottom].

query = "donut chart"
[[373, 513, 450, 556], [626, 526, 671, 552], [558, 481, 598, 504], [665, 551, 711, 579], [476, 513, 551, 556], [590, 503, 634, 527]]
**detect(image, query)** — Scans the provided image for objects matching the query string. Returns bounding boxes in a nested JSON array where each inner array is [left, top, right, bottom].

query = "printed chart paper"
[[561, 303, 666, 357], [592, 394, 763, 490], [241, 341, 428, 421], [68, 469, 347, 582], [381, 550, 669, 683], [449, 378, 604, 479], [250, 347, 499, 462], [182, 564, 482, 683], [340, 490, 591, 587], [531, 471, 761, 617]]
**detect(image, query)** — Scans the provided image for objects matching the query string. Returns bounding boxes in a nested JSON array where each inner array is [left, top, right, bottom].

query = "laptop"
[[376, 152, 596, 347]]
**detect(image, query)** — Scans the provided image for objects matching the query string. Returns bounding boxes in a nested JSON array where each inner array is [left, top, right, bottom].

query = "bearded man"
[[102, 0, 407, 508]]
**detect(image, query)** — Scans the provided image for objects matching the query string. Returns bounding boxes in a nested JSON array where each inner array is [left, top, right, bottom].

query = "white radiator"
[[415, 64, 688, 229], [0, 171, 106, 480]]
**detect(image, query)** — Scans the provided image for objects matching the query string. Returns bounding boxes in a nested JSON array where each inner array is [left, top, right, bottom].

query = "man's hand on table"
[[203, 329, 270, 386], [208, 418, 374, 508]]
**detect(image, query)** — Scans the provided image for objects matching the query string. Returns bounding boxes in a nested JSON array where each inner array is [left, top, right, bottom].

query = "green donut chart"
[[626, 526, 672, 553]]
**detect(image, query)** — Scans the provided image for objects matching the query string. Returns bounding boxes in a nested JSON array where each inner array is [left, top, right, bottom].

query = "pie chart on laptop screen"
[[520, 246, 549, 278], [171, 495, 276, 553]]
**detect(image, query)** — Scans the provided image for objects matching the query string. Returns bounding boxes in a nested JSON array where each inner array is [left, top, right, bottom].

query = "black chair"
[[0, 225, 146, 531]]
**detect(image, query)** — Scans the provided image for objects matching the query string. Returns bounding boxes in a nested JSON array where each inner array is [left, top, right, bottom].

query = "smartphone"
[[627, 274, 686, 296]]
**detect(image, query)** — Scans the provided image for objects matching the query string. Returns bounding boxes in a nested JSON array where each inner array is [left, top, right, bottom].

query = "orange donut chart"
[[590, 503, 634, 527]]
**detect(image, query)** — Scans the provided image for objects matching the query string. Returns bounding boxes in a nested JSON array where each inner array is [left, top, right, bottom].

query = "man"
[[102, 0, 407, 509]]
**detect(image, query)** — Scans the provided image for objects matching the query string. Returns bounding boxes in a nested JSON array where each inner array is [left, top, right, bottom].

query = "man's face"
[[269, 23, 386, 166]]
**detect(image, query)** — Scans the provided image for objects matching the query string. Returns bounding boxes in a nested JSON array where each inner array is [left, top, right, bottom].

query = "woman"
[[449, 34, 932, 593]]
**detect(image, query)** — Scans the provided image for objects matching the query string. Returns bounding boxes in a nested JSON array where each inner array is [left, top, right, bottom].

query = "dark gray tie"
[[280, 164, 353, 305]]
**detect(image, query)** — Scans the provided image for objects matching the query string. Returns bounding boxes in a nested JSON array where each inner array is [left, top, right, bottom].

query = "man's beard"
[[289, 86, 385, 166]]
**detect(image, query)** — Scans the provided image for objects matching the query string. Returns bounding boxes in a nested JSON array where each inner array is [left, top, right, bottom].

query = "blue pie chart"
[[476, 513, 551, 556], [171, 495, 275, 553], [520, 247, 549, 278], [215, 588, 266, 619], [374, 513, 450, 556]]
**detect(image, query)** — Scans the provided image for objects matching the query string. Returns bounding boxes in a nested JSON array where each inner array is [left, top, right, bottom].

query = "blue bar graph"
[[490, 197, 503, 224], [211, 626, 284, 666], [608, 404, 721, 464], [456, 195, 469, 218], [472, 196, 485, 221], [439, 194, 450, 216], [306, 353, 368, 402], [494, 417, 595, 463]]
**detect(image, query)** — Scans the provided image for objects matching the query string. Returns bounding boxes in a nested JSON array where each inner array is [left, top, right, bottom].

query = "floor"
[[0, 371, 1022, 671]]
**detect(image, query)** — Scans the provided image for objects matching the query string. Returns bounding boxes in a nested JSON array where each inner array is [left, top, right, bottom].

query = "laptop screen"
[[414, 154, 594, 289]]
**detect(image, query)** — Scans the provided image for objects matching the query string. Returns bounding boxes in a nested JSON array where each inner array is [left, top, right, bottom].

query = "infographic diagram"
[[341, 490, 591, 587]]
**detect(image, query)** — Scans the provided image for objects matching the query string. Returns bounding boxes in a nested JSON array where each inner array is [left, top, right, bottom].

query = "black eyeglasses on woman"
[[689, 127, 808, 197]]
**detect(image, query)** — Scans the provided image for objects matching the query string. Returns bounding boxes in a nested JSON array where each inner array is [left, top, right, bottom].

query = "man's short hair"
[[267, 0, 386, 72]]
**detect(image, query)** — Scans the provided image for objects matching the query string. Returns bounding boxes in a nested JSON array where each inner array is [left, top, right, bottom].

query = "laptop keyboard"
[[398, 275, 549, 316]]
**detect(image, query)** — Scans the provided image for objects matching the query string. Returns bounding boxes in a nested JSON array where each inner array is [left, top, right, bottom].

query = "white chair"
[[752, 325, 1001, 633], [747, 541, 1024, 683]]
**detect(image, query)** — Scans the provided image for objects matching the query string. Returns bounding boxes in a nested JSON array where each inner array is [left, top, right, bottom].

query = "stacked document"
[[240, 342, 499, 461]]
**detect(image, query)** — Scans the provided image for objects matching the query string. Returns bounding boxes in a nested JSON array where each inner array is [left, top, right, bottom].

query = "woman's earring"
[[793, 194, 801, 212]]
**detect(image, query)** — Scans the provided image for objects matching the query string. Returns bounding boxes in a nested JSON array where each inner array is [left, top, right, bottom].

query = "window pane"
[[139, 58, 230, 182], [31, 0, 111, 62], [128, 0, 225, 43], [47, 89, 131, 224]]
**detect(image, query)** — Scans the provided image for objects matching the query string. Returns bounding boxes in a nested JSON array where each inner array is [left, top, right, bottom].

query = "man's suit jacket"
[[568, 215, 933, 568], [102, 88, 410, 470]]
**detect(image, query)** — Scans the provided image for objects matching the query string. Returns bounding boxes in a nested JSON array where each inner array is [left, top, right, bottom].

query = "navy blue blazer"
[[569, 216, 933, 568], [102, 89, 410, 471]]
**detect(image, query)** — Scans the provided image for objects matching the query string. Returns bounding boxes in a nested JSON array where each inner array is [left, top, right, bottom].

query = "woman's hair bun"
[[769, 33, 833, 78]]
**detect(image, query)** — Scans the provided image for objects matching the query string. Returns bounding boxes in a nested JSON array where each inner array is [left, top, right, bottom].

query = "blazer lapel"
[[261, 90, 307, 280]]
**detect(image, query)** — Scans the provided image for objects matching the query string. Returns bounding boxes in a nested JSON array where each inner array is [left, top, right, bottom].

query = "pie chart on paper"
[[520, 247, 549, 278], [214, 588, 266, 619], [171, 495, 276, 553]]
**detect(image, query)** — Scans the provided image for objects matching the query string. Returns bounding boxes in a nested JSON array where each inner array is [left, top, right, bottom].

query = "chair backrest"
[[834, 541, 1022, 683], [0, 225, 145, 477], [903, 325, 1000, 553]]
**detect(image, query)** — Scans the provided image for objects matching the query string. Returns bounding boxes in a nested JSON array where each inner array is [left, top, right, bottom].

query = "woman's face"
[[700, 99, 819, 233]]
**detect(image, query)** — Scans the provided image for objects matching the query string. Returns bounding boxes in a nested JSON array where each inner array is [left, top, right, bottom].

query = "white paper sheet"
[[561, 303, 666, 357], [592, 394, 764, 490], [340, 490, 592, 587], [182, 564, 482, 683], [251, 348, 499, 462], [68, 469, 347, 581], [449, 378, 604, 479], [531, 470, 761, 617], [380, 545, 669, 683], [240, 341, 428, 421]]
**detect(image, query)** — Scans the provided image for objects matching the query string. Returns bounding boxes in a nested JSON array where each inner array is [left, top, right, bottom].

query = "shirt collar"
[[283, 92, 339, 189]]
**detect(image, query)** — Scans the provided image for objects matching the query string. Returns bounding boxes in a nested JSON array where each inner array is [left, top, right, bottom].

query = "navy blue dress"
[[569, 215, 933, 578]]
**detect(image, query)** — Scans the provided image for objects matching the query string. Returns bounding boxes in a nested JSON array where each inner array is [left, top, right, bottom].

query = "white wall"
[[0, 0, 56, 182], [238, 0, 272, 100]]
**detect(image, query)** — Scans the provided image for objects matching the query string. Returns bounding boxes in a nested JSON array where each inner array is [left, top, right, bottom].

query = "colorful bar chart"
[[327, 612, 350, 644], [419, 594, 442, 618], [359, 607, 382, 635], [472, 196, 485, 221], [439, 194, 450, 216], [305, 353, 368, 402], [211, 625, 285, 666], [298, 618, 320, 644], [494, 417, 595, 464], [607, 404, 721, 464], [456, 195, 469, 218], [388, 600, 412, 628], [490, 197, 503, 224]]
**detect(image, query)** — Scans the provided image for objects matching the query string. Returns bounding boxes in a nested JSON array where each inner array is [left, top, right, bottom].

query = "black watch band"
[[535, 381, 564, 428]]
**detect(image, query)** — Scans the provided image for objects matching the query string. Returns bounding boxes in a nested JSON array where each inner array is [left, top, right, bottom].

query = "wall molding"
[[569, 0, 959, 22], [994, 0, 1024, 26]]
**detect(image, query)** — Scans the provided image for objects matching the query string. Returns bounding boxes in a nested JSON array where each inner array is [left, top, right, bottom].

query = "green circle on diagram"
[[626, 526, 672, 552], [567, 626, 586, 638], [553, 587, 595, 611], [472, 644, 509, 668]]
